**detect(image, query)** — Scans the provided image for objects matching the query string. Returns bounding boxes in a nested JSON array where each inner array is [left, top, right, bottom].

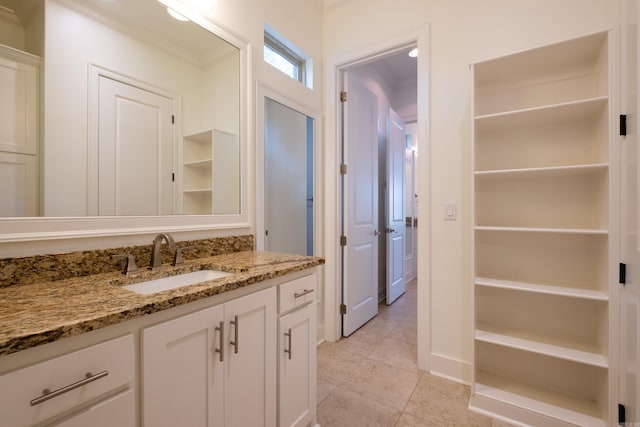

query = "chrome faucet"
[[149, 233, 176, 269]]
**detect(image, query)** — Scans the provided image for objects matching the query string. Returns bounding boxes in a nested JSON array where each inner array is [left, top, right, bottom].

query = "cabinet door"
[[224, 287, 277, 427], [142, 305, 224, 427], [278, 303, 316, 427], [0, 52, 38, 155]]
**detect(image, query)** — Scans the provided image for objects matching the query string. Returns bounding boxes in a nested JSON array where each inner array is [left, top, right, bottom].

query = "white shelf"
[[473, 381, 605, 427], [475, 277, 608, 301], [472, 31, 611, 426], [475, 329, 608, 368], [184, 159, 213, 168], [475, 226, 608, 235], [183, 188, 212, 194], [475, 163, 608, 178], [475, 96, 608, 131]]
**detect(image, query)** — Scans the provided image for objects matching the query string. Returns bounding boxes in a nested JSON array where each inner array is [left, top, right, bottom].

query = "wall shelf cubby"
[[470, 31, 613, 426], [182, 129, 239, 215]]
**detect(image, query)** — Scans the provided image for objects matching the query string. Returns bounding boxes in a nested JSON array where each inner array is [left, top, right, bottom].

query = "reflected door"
[[97, 76, 174, 216], [264, 98, 314, 256]]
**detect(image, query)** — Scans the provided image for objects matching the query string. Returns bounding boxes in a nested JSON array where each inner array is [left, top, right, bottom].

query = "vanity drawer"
[[279, 274, 316, 314], [0, 334, 135, 427]]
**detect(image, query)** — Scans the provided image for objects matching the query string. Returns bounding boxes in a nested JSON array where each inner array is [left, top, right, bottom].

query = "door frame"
[[323, 26, 431, 371], [255, 83, 323, 256], [88, 64, 181, 215]]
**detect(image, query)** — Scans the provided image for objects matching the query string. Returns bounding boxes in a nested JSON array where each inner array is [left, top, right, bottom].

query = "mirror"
[[0, 0, 241, 218]]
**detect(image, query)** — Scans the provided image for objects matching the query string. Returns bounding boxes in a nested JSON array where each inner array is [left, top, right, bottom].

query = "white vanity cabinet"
[[0, 334, 135, 427], [141, 287, 277, 427], [278, 274, 317, 427]]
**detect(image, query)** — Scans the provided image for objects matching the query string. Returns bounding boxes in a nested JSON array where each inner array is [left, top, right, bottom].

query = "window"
[[263, 26, 312, 88]]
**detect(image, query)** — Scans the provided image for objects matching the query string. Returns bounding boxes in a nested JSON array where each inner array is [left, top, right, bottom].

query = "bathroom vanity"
[[0, 237, 323, 427]]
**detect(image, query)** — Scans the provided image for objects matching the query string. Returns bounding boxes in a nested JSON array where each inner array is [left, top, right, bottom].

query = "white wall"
[[324, 0, 618, 382]]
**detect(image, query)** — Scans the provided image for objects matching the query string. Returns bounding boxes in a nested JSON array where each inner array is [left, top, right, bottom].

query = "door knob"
[[386, 228, 396, 233], [373, 230, 381, 236]]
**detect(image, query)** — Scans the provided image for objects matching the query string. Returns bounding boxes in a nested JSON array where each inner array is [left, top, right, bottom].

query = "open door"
[[386, 108, 406, 304], [341, 72, 379, 336], [621, 0, 640, 422]]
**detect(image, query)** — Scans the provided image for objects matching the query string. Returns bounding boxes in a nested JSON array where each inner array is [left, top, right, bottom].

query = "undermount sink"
[[122, 269, 232, 295]]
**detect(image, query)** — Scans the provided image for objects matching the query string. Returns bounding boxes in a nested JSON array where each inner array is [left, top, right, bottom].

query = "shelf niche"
[[470, 30, 612, 427]]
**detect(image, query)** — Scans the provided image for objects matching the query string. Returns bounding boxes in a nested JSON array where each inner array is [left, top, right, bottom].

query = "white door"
[[98, 76, 174, 216], [404, 149, 417, 281], [342, 72, 379, 336], [621, 0, 640, 422], [265, 98, 310, 255], [223, 288, 276, 427], [386, 108, 406, 304], [141, 305, 224, 427]]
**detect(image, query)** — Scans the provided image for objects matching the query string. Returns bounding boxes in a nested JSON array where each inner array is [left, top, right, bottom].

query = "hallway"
[[316, 279, 509, 426]]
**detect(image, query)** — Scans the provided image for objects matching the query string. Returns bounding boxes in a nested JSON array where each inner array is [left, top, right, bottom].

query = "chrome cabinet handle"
[[284, 328, 292, 360], [214, 321, 224, 362], [230, 315, 239, 354], [30, 370, 109, 406], [294, 289, 314, 299]]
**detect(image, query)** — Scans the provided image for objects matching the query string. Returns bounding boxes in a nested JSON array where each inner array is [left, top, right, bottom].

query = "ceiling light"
[[167, 7, 189, 22], [408, 48, 418, 58]]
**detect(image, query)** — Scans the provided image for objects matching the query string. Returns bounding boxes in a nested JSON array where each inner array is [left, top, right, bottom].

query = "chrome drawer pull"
[[215, 321, 224, 362], [293, 289, 314, 299], [230, 315, 239, 354], [30, 370, 109, 406], [284, 328, 292, 360]]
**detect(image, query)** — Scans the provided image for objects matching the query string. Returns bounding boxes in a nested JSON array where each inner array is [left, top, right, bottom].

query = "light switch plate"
[[444, 202, 456, 220]]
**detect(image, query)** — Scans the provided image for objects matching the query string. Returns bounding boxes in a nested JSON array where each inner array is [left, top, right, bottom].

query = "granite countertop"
[[0, 251, 324, 356]]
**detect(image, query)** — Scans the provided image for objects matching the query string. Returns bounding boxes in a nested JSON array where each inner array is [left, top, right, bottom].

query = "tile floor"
[[316, 279, 510, 427]]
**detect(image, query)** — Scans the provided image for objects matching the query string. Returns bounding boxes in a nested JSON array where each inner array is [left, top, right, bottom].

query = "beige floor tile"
[[334, 329, 381, 357], [340, 358, 422, 410], [317, 341, 364, 385], [394, 413, 430, 426], [317, 387, 400, 427], [358, 314, 400, 337], [317, 378, 336, 404], [403, 374, 492, 426], [378, 301, 415, 321], [367, 336, 419, 372], [389, 315, 418, 345]]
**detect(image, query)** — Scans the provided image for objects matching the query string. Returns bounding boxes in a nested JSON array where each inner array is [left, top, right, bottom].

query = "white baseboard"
[[429, 352, 472, 385]]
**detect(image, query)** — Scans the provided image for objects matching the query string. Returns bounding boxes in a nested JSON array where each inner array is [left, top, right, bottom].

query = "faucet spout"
[[150, 233, 176, 269]]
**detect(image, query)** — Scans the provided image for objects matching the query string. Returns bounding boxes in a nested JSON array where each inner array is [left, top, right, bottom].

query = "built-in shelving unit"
[[182, 129, 239, 215], [470, 32, 612, 427]]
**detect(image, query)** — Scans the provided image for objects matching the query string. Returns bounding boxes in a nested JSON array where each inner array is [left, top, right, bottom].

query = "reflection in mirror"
[[264, 98, 314, 256], [0, 0, 240, 217]]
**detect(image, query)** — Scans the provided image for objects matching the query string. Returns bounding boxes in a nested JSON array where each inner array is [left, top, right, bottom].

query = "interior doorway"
[[339, 44, 418, 337]]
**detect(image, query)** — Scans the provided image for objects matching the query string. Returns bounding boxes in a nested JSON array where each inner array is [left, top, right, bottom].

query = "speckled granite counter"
[[0, 250, 324, 356]]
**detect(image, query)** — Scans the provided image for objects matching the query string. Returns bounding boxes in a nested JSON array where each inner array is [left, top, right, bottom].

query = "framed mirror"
[[0, 0, 249, 241]]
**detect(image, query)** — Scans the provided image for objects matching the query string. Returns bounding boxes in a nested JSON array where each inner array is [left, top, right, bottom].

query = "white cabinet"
[[141, 287, 277, 427], [182, 129, 239, 215], [470, 32, 613, 426], [0, 334, 135, 427], [277, 274, 317, 427]]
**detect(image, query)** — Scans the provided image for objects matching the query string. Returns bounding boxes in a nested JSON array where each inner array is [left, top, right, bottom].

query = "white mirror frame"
[[0, 0, 252, 246]]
